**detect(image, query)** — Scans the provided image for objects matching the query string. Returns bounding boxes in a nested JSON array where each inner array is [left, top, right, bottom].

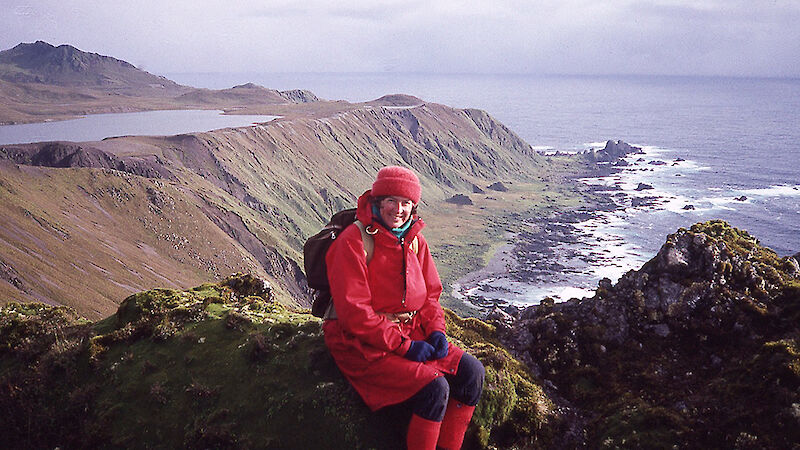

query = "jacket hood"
[[356, 190, 425, 239]]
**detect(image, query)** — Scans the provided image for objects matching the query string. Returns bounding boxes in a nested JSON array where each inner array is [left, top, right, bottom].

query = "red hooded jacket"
[[322, 190, 464, 410]]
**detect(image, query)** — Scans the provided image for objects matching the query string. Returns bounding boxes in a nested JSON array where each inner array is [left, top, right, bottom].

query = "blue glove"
[[405, 340, 435, 362], [426, 331, 449, 359]]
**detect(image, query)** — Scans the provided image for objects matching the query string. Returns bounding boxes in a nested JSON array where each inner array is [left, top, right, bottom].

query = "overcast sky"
[[2, 0, 799, 78]]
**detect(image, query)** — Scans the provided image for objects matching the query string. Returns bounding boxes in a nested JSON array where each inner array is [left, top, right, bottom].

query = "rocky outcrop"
[[0, 142, 175, 180], [446, 194, 473, 205], [279, 89, 319, 103], [0, 274, 567, 449], [593, 139, 643, 163], [487, 182, 509, 192], [499, 221, 800, 448], [176, 83, 306, 105]]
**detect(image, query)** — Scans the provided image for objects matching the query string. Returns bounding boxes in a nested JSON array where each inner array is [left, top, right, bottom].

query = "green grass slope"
[[2, 99, 600, 318]]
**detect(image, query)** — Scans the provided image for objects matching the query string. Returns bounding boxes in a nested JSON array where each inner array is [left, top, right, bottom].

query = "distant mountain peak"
[[370, 94, 424, 106], [0, 40, 179, 89]]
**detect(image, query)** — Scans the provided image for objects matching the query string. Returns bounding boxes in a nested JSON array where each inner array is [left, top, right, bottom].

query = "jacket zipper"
[[400, 237, 407, 307]]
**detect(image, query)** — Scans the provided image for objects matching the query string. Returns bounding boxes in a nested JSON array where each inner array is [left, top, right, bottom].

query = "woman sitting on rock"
[[323, 166, 485, 450]]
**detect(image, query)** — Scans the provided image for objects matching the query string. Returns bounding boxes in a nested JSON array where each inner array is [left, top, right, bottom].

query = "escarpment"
[[0, 100, 549, 318]]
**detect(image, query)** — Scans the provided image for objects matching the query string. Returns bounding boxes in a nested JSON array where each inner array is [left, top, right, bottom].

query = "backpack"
[[303, 208, 420, 319], [303, 208, 374, 318]]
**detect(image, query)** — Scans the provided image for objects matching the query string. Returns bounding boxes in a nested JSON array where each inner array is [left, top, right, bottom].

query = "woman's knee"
[[410, 376, 450, 421], [452, 353, 485, 406]]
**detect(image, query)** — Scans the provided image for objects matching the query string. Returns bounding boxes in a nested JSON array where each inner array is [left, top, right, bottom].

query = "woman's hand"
[[426, 331, 449, 359], [405, 340, 435, 362]]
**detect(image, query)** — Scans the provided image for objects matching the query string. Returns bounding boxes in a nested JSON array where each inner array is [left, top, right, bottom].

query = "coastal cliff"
[[2, 222, 797, 448], [2, 41, 596, 319], [0, 94, 564, 318], [500, 220, 800, 448]]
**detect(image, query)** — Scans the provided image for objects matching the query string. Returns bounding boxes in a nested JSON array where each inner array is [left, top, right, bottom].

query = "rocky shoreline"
[[455, 141, 642, 312]]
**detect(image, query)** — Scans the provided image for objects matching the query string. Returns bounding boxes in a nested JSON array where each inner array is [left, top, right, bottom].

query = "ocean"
[[107, 73, 800, 304]]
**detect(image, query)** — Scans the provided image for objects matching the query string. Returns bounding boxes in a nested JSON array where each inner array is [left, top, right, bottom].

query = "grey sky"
[[2, 0, 799, 78]]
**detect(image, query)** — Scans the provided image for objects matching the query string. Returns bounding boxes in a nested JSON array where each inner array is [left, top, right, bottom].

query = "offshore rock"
[[593, 139, 643, 163], [501, 220, 800, 448]]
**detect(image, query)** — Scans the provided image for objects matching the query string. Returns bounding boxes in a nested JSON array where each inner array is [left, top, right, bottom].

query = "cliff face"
[[0, 101, 547, 318], [501, 220, 800, 448]]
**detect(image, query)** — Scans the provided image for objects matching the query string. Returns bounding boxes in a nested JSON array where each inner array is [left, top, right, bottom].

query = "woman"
[[323, 166, 485, 450]]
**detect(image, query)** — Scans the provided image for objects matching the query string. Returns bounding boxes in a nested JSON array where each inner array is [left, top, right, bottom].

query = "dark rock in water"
[[593, 140, 644, 163], [471, 183, 485, 194], [487, 181, 509, 192], [648, 160, 667, 166], [675, 157, 685, 162], [734, 195, 748, 201], [683, 204, 695, 210], [613, 159, 629, 167], [637, 158, 646, 162], [446, 194, 473, 205], [500, 220, 800, 448], [632, 196, 660, 207], [635, 182, 654, 191], [675, 173, 682, 177]]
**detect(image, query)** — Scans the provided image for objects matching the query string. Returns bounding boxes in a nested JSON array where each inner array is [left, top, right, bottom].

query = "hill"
[[2, 222, 797, 448], [0, 41, 183, 90], [0, 273, 564, 449], [0, 41, 320, 125], [1, 92, 595, 319]]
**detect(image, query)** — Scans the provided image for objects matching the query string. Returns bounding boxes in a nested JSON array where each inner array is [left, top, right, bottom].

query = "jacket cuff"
[[393, 337, 412, 356]]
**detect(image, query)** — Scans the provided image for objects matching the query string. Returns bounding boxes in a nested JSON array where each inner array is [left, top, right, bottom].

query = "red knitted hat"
[[371, 166, 421, 203]]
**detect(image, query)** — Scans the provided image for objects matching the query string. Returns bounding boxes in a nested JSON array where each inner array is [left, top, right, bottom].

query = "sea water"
[[159, 74, 800, 303]]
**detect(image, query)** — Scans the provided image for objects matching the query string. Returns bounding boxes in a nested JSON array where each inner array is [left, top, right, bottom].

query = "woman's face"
[[378, 196, 414, 228]]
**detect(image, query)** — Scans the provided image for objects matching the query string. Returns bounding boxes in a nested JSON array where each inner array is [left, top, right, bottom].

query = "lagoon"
[[0, 109, 278, 145]]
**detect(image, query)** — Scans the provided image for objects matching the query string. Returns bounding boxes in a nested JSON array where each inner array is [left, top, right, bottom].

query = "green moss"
[[0, 274, 561, 449], [595, 396, 688, 449]]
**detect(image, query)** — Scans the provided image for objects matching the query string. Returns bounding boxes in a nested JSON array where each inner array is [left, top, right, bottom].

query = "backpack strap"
[[353, 220, 375, 263], [410, 236, 419, 255], [324, 220, 375, 321]]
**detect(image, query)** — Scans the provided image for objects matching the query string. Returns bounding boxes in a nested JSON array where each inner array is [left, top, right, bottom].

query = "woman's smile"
[[379, 196, 414, 228]]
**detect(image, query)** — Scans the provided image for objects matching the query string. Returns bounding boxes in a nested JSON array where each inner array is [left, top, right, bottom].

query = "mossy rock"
[[0, 273, 562, 449]]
